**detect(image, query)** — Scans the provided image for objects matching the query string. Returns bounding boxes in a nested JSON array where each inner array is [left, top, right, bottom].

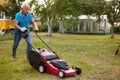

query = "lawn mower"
[[22, 31, 82, 78]]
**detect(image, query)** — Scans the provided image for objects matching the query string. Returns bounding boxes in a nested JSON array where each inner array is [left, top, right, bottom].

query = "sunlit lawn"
[[0, 32, 120, 80]]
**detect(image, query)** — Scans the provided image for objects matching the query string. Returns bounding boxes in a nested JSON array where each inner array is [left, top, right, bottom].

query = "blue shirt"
[[15, 11, 33, 28]]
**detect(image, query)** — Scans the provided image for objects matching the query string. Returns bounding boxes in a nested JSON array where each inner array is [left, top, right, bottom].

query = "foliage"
[[38, 23, 59, 32], [52, 20, 59, 32], [39, 24, 48, 32], [52, 0, 82, 19], [64, 19, 76, 31], [29, 0, 55, 36], [105, 0, 120, 38], [114, 25, 120, 34], [105, 0, 120, 24], [0, 0, 25, 19]]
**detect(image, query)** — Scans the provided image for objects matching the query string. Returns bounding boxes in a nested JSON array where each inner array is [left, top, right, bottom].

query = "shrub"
[[114, 25, 120, 33], [38, 24, 59, 32], [52, 23, 59, 32], [39, 25, 48, 32]]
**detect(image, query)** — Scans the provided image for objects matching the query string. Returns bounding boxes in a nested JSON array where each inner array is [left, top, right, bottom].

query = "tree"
[[1, 0, 25, 19], [30, 0, 116, 35], [93, 0, 106, 33], [52, 0, 82, 33], [30, 0, 54, 36], [44, 0, 54, 36], [105, 0, 120, 38]]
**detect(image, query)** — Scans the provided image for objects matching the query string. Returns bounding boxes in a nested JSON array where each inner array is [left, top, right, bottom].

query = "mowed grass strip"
[[0, 32, 120, 80]]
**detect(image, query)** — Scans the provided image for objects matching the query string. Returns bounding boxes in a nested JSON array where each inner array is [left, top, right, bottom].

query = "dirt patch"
[[83, 71, 120, 80]]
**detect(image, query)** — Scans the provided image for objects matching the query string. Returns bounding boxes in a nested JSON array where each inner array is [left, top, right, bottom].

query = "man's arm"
[[31, 19, 39, 31], [14, 21, 27, 32], [31, 19, 37, 27], [14, 21, 21, 30]]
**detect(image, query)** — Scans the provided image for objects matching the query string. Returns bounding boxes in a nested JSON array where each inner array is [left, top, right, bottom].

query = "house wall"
[[0, 19, 14, 30]]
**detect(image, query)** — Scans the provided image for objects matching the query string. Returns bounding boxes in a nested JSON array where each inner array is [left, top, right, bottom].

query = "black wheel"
[[58, 70, 65, 78], [38, 63, 46, 73], [75, 67, 82, 75]]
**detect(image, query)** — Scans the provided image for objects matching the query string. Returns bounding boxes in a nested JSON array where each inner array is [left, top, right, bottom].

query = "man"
[[11, 2, 39, 61]]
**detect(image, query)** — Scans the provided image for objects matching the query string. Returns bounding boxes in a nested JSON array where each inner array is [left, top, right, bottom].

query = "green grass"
[[0, 33, 14, 41], [0, 32, 120, 80]]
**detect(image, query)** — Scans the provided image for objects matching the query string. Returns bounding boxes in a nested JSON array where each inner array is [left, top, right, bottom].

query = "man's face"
[[22, 5, 30, 16]]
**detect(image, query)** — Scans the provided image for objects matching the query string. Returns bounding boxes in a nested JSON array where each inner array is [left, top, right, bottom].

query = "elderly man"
[[11, 2, 39, 61]]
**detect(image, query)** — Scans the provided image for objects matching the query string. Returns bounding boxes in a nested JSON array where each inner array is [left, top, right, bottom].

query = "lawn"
[[0, 32, 120, 80]]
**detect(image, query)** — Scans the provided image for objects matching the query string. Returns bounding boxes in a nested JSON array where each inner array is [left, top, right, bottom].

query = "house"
[[0, 11, 14, 31]]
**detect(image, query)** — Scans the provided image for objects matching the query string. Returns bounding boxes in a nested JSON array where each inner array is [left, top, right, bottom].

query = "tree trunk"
[[90, 21, 93, 32], [83, 19, 87, 32], [111, 24, 114, 38], [47, 13, 52, 36], [77, 21, 80, 32], [97, 22, 101, 33], [59, 20, 64, 33]]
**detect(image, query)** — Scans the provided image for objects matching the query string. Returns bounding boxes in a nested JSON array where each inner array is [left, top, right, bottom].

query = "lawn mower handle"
[[35, 31, 54, 52], [115, 43, 120, 55]]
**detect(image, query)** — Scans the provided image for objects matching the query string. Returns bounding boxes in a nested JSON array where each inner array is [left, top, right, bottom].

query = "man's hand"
[[20, 27, 27, 32], [34, 26, 39, 31]]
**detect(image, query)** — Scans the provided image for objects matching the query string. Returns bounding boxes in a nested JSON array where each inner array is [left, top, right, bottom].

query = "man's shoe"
[[11, 56, 16, 61]]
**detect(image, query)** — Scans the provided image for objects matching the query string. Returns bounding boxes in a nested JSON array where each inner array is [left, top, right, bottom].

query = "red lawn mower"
[[23, 31, 82, 78]]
